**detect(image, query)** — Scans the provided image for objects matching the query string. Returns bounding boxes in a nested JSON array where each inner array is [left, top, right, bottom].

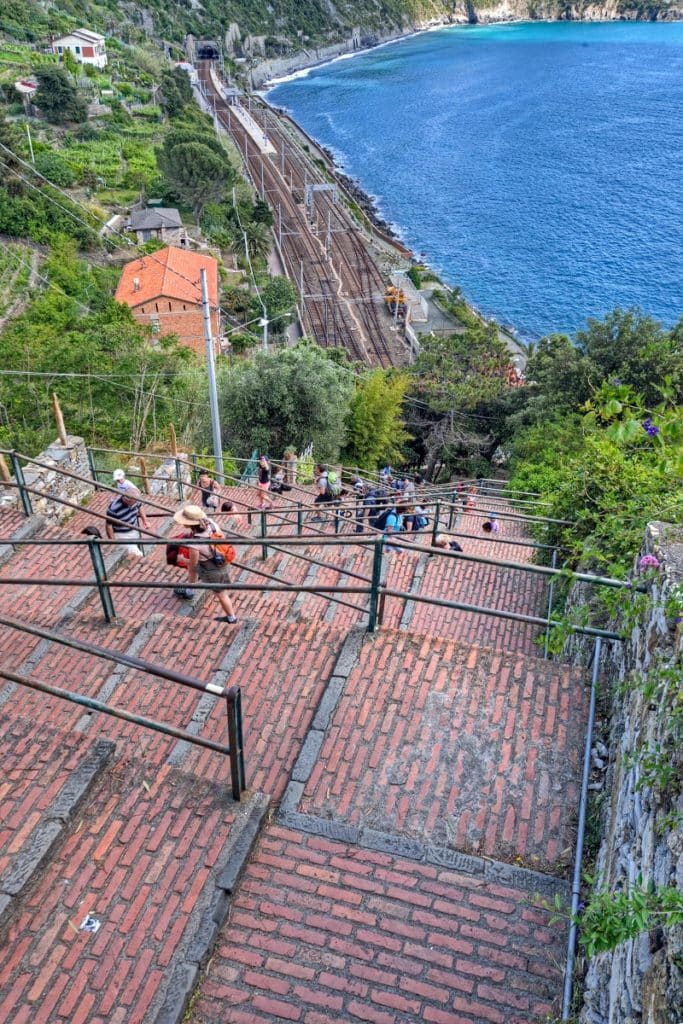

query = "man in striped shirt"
[[105, 487, 149, 558]]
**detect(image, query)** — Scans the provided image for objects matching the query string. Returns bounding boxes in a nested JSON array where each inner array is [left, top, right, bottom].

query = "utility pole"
[[200, 268, 223, 480], [26, 123, 34, 164], [278, 203, 282, 247]]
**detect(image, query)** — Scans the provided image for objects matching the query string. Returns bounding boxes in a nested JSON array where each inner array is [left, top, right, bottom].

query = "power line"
[[0, 147, 257, 331]]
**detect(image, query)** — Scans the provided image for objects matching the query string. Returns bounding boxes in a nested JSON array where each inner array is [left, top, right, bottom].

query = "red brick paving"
[[0, 714, 96, 884], [0, 759, 240, 1024], [299, 629, 585, 872], [0, 485, 582, 1023], [182, 619, 345, 799], [190, 825, 564, 1024]]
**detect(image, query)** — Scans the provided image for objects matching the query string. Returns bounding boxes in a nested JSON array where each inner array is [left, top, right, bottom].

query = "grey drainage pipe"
[[562, 636, 602, 1018]]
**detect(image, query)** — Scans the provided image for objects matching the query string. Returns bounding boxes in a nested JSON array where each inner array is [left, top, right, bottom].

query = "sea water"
[[267, 22, 683, 339]]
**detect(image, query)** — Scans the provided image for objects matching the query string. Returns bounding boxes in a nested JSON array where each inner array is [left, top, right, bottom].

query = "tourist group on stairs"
[[104, 455, 504, 628]]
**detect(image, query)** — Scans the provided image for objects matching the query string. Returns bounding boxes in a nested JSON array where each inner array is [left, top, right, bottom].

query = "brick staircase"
[[0, 484, 590, 1023]]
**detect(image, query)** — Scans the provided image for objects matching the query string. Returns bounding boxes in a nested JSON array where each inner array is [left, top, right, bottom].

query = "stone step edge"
[[0, 736, 115, 933], [150, 791, 270, 1024], [0, 514, 46, 570]]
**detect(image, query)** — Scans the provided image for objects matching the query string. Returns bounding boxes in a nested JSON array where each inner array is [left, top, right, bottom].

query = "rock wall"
[[0, 436, 94, 523], [579, 522, 683, 1023], [245, 1, 682, 87], [0, 439, 193, 526]]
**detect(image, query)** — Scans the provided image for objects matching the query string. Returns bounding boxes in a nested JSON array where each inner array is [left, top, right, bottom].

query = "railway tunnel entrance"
[[196, 40, 220, 59]]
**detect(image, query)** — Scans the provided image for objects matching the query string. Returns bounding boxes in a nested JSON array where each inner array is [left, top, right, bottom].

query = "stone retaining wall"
[[578, 522, 683, 1023], [0, 436, 93, 522], [0, 439, 193, 524]]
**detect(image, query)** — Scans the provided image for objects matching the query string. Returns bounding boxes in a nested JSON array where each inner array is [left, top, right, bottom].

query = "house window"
[[140, 306, 145, 313], [168, 302, 172, 311], [155, 303, 159, 312], [75, 46, 81, 54], [57, 46, 63, 53], [150, 315, 160, 334]]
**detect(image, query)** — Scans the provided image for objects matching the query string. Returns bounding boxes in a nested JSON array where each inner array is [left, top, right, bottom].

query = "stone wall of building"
[[578, 522, 683, 1023]]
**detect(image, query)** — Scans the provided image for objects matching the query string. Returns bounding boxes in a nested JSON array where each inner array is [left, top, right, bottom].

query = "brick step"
[[0, 712, 114, 931], [0, 739, 268, 1024], [285, 627, 587, 876], [189, 822, 568, 1024], [1, 610, 351, 802]]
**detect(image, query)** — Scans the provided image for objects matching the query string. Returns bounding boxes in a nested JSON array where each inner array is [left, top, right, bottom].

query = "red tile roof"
[[115, 246, 218, 309]]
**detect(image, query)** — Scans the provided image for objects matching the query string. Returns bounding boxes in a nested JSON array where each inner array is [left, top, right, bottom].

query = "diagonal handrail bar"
[[0, 665, 237, 762]]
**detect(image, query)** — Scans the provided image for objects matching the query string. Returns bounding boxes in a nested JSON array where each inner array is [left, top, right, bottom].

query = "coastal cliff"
[[240, 0, 682, 87]]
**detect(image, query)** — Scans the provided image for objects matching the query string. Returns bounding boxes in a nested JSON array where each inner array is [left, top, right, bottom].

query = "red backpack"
[[166, 531, 192, 569]]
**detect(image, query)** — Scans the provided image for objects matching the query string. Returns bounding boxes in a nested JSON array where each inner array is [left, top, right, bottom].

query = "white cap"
[[113, 469, 125, 482]]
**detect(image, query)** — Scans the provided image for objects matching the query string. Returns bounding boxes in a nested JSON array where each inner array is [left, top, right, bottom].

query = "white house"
[[52, 29, 107, 69]]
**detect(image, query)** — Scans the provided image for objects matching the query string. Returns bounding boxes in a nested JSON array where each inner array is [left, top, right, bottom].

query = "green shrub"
[[34, 150, 75, 187]]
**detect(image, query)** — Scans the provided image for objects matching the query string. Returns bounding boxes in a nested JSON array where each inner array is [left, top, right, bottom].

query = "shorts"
[[113, 529, 142, 557], [257, 481, 270, 492], [198, 559, 231, 592]]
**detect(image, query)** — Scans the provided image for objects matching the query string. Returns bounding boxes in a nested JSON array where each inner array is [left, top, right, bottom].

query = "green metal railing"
[[0, 613, 246, 800]]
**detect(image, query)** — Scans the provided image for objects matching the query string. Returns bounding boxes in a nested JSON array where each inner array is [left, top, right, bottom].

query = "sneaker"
[[174, 588, 194, 599], [214, 615, 237, 624]]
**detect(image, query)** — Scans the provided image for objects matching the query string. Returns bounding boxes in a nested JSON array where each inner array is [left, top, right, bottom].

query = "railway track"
[[198, 63, 407, 368]]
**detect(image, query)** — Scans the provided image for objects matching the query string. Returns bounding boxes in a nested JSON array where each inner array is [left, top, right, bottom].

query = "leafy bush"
[[34, 150, 75, 187]]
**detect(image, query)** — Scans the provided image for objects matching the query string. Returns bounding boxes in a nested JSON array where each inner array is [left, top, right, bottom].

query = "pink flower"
[[639, 554, 661, 570]]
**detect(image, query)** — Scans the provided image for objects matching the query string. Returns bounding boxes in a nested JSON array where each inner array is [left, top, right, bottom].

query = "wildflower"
[[642, 417, 660, 437], [639, 554, 661, 570], [609, 378, 622, 385]]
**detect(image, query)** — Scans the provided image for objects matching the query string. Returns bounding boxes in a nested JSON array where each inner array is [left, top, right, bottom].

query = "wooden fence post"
[[52, 393, 68, 447], [139, 458, 151, 495], [169, 423, 178, 457]]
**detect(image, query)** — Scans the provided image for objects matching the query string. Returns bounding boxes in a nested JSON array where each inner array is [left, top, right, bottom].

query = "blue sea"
[[267, 22, 683, 339]]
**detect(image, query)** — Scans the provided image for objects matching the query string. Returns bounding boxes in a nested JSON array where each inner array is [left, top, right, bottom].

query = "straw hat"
[[173, 504, 207, 527], [434, 534, 449, 547]]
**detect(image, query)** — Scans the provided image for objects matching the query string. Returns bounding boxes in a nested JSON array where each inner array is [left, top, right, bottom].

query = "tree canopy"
[[214, 341, 353, 459], [34, 66, 87, 125]]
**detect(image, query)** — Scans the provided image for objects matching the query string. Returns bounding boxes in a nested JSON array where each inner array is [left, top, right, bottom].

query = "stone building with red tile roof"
[[115, 246, 220, 357]]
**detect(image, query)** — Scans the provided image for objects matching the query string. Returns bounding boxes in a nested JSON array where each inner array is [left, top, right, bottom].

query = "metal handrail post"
[[226, 686, 246, 800], [260, 510, 268, 561], [447, 492, 455, 530], [86, 448, 100, 490], [174, 458, 184, 501], [377, 576, 388, 627], [88, 539, 115, 623], [297, 508, 303, 536], [334, 506, 340, 534], [430, 501, 441, 547], [190, 452, 199, 482], [562, 637, 601, 1018], [10, 452, 32, 517], [544, 548, 558, 660], [367, 536, 384, 633]]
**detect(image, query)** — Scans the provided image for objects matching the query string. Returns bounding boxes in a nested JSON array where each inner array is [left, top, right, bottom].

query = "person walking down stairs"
[[105, 486, 149, 558], [173, 505, 238, 624]]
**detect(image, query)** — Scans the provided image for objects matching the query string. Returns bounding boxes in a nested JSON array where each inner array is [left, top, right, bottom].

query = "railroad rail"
[[198, 62, 406, 368]]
